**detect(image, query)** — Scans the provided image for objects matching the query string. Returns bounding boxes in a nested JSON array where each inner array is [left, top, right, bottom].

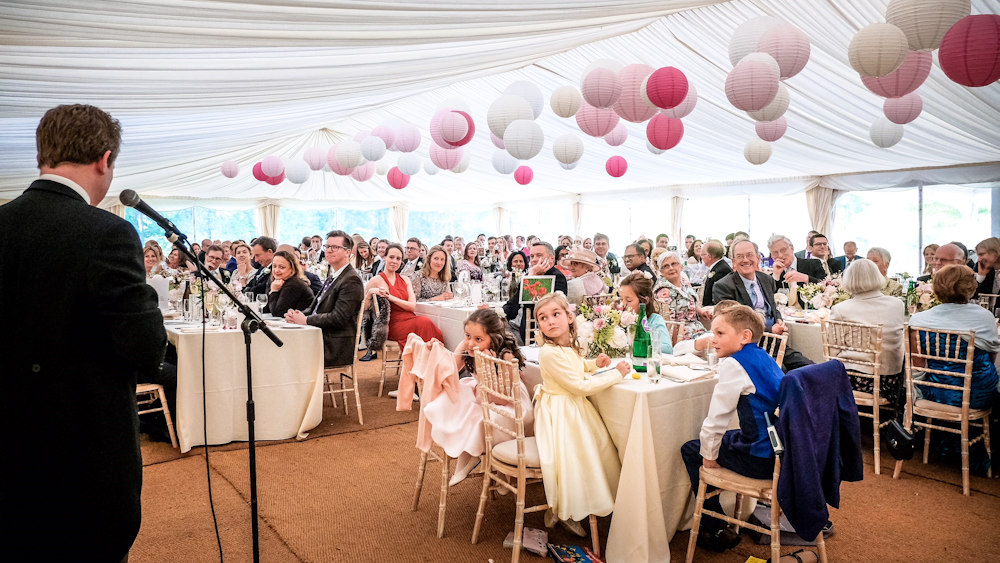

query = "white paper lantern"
[[747, 82, 789, 122], [559, 161, 579, 170], [886, 0, 971, 51], [646, 140, 666, 155], [550, 85, 582, 118], [849, 23, 910, 78], [870, 117, 905, 148], [435, 98, 472, 113], [552, 134, 585, 165], [487, 95, 534, 139], [604, 122, 628, 147], [729, 16, 784, 67], [285, 160, 312, 184], [492, 149, 519, 175], [376, 158, 392, 176], [503, 119, 544, 160], [884, 92, 923, 124], [424, 160, 440, 175], [360, 136, 386, 162], [452, 150, 472, 173], [739, 52, 781, 77], [396, 152, 422, 176], [580, 59, 625, 86], [660, 83, 698, 119], [490, 132, 506, 150], [504, 81, 544, 120], [755, 23, 811, 80], [744, 139, 772, 165], [303, 147, 327, 171], [353, 130, 371, 143], [336, 141, 366, 168]]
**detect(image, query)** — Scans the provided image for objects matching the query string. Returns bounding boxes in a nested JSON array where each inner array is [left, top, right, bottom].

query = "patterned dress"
[[457, 259, 483, 281], [411, 269, 450, 301], [652, 277, 706, 341]]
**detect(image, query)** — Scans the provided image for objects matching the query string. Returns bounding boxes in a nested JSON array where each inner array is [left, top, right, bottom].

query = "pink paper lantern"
[[606, 156, 628, 178], [861, 50, 932, 98], [429, 109, 451, 148], [449, 111, 476, 147], [371, 125, 396, 149], [755, 23, 811, 80], [303, 147, 327, 171], [576, 102, 620, 137], [491, 132, 506, 149], [725, 60, 780, 111], [514, 166, 533, 185], [387, 167, 410, 190], [755, 116, 788, 142], [264, 171, 285, 186], [394, 123, 421, 152], [261, 155, 284, 177], [351, 161, 376, 182], [883, 92, 923, 124], [429, 143, 464, 170], [604, 122, 628, 147], [939, 15, 1000, 87], [613, 64, 658, 123], [353, 130, 371, 142], [644, 67, 689, 110], [252, 162, 267, 181], [326, 146, 355, 176], [221, 161, 239, 178], [581, 67, 622, 109], [645, 114, 684, 151]]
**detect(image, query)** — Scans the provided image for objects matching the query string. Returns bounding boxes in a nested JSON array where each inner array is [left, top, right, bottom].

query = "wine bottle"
[[632, 303, 651, 373]]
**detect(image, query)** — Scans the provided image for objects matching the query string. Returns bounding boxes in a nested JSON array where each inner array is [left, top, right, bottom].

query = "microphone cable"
[[198, 278, 225, 563]]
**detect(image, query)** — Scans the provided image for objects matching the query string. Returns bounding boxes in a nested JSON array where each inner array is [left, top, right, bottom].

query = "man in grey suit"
[[768, 234, 828, 308], [285, 230, 364, 368], [713, 240, 814, 372]]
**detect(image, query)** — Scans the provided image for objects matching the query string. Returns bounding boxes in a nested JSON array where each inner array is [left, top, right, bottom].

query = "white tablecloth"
[[785, 321, 824, 363], [166, 322, 325, 453], [414, 301, 485, 349]]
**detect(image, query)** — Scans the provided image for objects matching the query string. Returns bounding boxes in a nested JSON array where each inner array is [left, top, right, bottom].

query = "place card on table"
[[659, 364, 715, 382], [663, 353, 707, 366]]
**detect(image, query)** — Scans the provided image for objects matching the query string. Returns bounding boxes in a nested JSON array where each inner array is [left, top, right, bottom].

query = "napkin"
[[659, 364, 714, 382], [179, 325, 221, 333], [663, 353, 708, 366]]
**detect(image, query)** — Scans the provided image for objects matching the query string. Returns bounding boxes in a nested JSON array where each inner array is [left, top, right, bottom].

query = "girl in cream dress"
[[532, 292, 630, 534]]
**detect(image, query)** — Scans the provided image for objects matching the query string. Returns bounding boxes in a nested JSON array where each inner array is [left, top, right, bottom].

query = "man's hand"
[[772, 258, 786, 279], [595, 353, 611, 368], [529, 255, 554, 275], [285, 310, 306, 325], [703, 458, 721, 469], [785, 271, 810, 284], [771, 319, 787, 335]]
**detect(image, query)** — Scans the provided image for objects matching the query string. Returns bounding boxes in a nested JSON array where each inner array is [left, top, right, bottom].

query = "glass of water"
[[649, 329, 662, 384]]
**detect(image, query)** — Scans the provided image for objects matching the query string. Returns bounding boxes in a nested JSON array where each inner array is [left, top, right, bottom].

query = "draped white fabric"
[[0, 0, 997, 210], [390, 205, 409, 243], [805, 186, 843, 245], [572, 201, 584, 239], [493, 206, 510, 237], [106, 204, 127, 219], [670, 196, 685, 248], [258, 203, 282, 239]]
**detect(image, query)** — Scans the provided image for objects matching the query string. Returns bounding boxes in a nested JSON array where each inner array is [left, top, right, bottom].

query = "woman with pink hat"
[[561, 248, 608, 305]]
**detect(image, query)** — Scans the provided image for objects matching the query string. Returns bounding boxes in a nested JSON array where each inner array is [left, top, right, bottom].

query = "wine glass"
[[256, 294, 268, 315]]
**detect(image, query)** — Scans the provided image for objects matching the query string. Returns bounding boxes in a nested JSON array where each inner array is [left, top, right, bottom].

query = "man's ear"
[[95, 150, 112, 175]]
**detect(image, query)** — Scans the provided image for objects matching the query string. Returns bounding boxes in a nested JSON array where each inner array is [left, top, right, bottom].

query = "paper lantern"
[[870, 117, 905, 148], [353, 130, 371, 143], [429, 109, 451, 148], [747, 82, 789, 122], [884, 92, 923, 124], [431, 110, 472, 147], [435, 98, 472, 113], [350, 161, 375, 182], [487, 95, 534, 139], [504, 81, 544, 120], [646, 140, 665, 155], [755, 117, 788, 142], [424, 160, 440, 175], [264, 172, 284, 186], [396, 153, 422, 176], [756, 23, 811, 80], [452, 150, 472, 173], [550, 85, 582, 118], [252, 162, 267, 181], [326, 146, 355, 176], [660, 83, 698, 119], [492, 149, 519, 175], [644, 67, 689, 110], [744, 139, 772, 165], [580, 59, 625, 85], [605, 156, 627, 178], [430, 143, 463, 171], [449, 111, 476, 147], [613, 64, 658, 123], [303, 147, 327, 171], [394, 123, 421, 152], [725, 59, 780, 111], [514, 166, 533, 185], [376, 158, 392, 176], [261, 155, 284, 177], [861, 50, 932, 97], [886, 0, 971, 51], [336, 141, 366, 168], [221, 161, 239, 178], [729, 16, 784, 67], [371, 125, 396, 149], [285, 160, 312, 184], [849, 23, 909, 78], [576, 102, 620, 138], [360, 136, 387, 162], [559, 161, 579, 170], [646, 114, 684, 151], [581, 68, 622, 109], [503, 119, 544, 160], [604, 122, 628, 147], [939, 15, 1000, 87], [739, 52, 781, 77], [387, 167, 409, 190], [552, 134, 584, 165], [490, 132, 506, 149]]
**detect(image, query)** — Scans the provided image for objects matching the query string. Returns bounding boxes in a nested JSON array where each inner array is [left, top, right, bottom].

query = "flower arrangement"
[[797, 275, 850, 310], [906, 281, 939, 313], [575, 299, 636, 358]]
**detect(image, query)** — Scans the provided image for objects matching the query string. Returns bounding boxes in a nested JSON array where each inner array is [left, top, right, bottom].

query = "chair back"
[[524, 307, 537, 346], [474, 351, 528, 467], [662, 319, 683, 346], [697, 284, 705, 307], [903, 325, 976, 417], [822, 319, 883, 376], [585, 294, 617, 308], [760, 332, 788, 366], [977, 293, 999, 314]]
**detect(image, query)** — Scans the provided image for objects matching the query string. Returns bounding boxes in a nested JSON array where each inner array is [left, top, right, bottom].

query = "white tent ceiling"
[[1, 0, 997, 211]]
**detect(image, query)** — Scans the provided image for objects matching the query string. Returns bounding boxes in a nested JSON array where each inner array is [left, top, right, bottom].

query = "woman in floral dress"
[[652, 251, 708, 342]]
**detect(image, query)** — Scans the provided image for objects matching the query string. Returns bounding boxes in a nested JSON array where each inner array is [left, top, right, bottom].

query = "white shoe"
[[387, 389, 418, 401], [449, 455, 482, 486]]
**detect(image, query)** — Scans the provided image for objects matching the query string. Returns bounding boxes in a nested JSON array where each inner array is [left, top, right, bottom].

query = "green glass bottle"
[[632, 303, 651, 372]]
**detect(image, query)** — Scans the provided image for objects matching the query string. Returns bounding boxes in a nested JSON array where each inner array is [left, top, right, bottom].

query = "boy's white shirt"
[[699, 356, 756, 460]]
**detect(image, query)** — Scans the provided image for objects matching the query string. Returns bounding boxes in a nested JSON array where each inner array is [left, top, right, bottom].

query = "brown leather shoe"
[[697, 526, 742, 552]]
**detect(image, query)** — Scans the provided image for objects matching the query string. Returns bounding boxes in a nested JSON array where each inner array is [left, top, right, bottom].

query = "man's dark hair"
[[442, 235, 453, 243], [656, 233, 669, 242], [36, 104, 123, 168], [531, 241, 554, 256], [301, 236, 312, 248], [252, 236, 277, 253], [949, 241, 969, 256], [477, 233, 485, 238], [594, 233, 609, 244], [206, 245, 224, 255], [809, 233, 828, 247], [626, 243, 646, 258], [407, 237, 422, 248], [326, 229, 353, 250]]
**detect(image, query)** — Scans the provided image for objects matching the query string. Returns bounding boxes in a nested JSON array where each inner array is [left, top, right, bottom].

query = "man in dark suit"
[[806, 233, 843, 277], [834, 241, 859, 270], [198, 244, 232, 284], [399, 237, 424, 277], [285, 230, 365, 368], [503, 241, 568, 344], [623, 243, 655, 278], [701, 239, 732, 307], [247, 236, 278, 296], [767, 234, 828, 308], [713, 240, 813, 372], [793, 230, 819, 260], [593, 232, 621, 275], [0, 104, 167, 561]]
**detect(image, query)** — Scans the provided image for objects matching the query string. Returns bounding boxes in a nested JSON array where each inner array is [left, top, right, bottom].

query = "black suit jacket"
[[503, 266, 568, 342], [305, 270, 323, 295], [0, 179, 167, 560], [824, 257, 844, 276], [305, 265, 365, 367], [776, 258, 827, 307], [712, 271, 783, 326], [702, 259, 732, 307], [247, 262, 272, 296]]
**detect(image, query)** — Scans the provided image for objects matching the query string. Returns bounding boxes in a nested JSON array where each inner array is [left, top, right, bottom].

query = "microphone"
[[119, 189, 187, 242]]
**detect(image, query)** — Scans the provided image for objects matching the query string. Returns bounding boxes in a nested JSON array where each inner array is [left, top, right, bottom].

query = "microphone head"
[[119, 189, 140, 207]]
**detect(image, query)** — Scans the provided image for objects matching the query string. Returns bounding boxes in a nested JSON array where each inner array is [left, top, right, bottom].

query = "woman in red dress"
[[365, 242, 443, 348]]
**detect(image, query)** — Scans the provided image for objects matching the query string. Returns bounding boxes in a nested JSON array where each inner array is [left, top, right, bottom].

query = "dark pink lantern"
[[387, 167, 410, 190], [645, 67, 689, 110], [646, 114, 684, 151], [450, 111, 476, 147], [252, 162, 267, 181], [606, 156, 627, 178], [264, 171, 285, 186], [939, 15, 1000, 88], [861, 50, 932, 98], [514, 166, 533, 185]]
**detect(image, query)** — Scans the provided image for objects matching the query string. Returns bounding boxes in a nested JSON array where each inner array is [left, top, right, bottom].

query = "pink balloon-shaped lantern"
[[613, 64, 658, 123], [755, 23, 811, 80], [581, 67, 622, 109], [221, 161, 239, 178], [861, 50, 932, 98], [429, 109, 452, 148], [939, 15, 1000, 88], [326, 146, 355, 176], [514, 166, 533, 185], [725, 59, 780, 111], [490, 132, 505, 149], [576, 102, 620, 137], [429, 143, 464, 170], [371, 125, 396, 149], [351, 161, 376, 182], [261, 155, 284, 177], [303, 147, 327, 171], [252, 162, 267, 181], [606, 156, 628, 178], [387, 167, 410, 190], [646, 114, 684, 151], [644, 67, 689, 110], [883, 93, 923, 125], [604, 122, 628, 147], [755, 117, 788, 142], [264, 171, 285, 186], [394, 123, 422, 153], [449, 111, 476, 147]]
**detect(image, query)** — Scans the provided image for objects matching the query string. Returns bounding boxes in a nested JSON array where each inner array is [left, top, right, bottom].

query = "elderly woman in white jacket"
[[829, 258, 906, 406]]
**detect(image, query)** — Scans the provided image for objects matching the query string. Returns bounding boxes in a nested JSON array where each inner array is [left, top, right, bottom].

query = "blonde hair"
[[716, 304, 765, 343], [533, 292, 584, 355]]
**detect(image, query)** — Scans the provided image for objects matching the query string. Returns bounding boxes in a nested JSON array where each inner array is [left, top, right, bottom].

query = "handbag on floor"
[[884, 419, 916, 460]]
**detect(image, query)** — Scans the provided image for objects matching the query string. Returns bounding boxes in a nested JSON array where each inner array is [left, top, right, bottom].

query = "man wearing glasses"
[[806, 233, 843, 277], [399, 237, 424, 278], [623, 243, 655, 278]]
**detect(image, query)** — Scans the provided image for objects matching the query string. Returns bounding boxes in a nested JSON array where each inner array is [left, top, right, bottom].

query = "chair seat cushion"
[[491, 437, 541, 468], [853, 390, 890, 406], [701, 465, 773, 498], [914, 399, 990, 420]]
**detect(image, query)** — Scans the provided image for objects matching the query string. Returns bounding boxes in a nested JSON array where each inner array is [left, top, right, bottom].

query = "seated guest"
[[399, 237, 424, 278], [656, 233, 670, 249], [583, 237, 593, 251], [653, 252, 708, 342], [198, 245, 231, 284], [921, 243, 969, 282], [365, 242, 443, 349], [506, 250, 527, 274], [299, 237, 313, 260], [230, 242, 256, 290], [974, 237, 1000, 298], [921, 244, 939, 279], [701, 240, 732, 307], [412, 245, 454, 302], [501, 241, 567, 344], [806, 233, 843, 277], [371, 239, 388, 276], [866, 247, 903, 297], [264, 250, 313, 317], [353, 241, 376, 274], [593, 232, 621, 275], [619, 273, 674, 354], [835, 241, 860, 270], [277, 243, 321, 294], [794, 230, 819, 260], [623, 243, 655, 278], [457, 242, 483, 281], [649, 247, 667, 275], [247, 236, 277, 296], [638, 239, 654, 266], [164, 246, 187, 274], [681, 304, 784, 553], [285, 230, 365, 368], [685, 239, 709, 286], [767, 234, 827, 308], [143, 245, 165, 278], [561, 248, 607, 305], [909, 265, 1000, 410], [713, 240, 814, 371], [554, 245, 573, 279], [829, 259, 905, 407], [453, 236, 467, 260]]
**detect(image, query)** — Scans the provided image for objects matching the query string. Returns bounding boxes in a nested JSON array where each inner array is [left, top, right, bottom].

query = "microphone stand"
[[170, 232, 281, 563]]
